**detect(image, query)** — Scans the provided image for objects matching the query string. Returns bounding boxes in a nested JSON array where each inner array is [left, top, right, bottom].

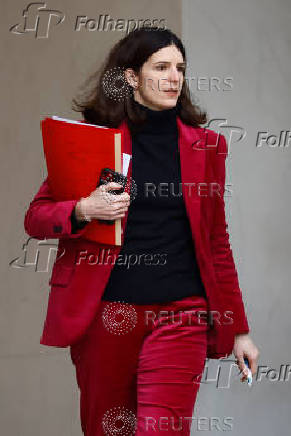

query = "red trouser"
[[70, 295, 209, 436]]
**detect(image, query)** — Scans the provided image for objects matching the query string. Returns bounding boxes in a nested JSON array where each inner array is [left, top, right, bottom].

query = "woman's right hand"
[[75, 182, 131, 222]]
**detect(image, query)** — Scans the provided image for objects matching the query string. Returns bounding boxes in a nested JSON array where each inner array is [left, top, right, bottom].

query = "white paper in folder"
[[122, 153, 131, 177]]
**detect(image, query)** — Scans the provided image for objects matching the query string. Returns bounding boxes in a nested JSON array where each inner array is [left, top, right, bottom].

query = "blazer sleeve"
[[70, 206, 89, 233], [24, 177, 90, 240], [209, 134, 250, 335]]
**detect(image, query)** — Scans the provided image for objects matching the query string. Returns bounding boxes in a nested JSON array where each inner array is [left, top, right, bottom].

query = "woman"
[[24, 27, 259, 435]]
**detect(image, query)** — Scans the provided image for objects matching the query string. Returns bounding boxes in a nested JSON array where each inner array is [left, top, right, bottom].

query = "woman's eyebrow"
[[153, 61, 186, 66]]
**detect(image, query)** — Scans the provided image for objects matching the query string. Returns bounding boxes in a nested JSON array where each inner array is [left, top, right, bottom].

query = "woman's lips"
[[164, 90, 178, 96]]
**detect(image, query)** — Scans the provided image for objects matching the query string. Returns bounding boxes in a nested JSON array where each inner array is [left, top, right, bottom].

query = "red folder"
[[41, 116, 123, 246]]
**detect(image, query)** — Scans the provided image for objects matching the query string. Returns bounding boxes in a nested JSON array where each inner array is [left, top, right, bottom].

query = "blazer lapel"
[[176, 117, 207, 254]]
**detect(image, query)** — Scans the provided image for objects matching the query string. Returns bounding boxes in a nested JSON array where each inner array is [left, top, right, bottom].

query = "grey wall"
[[182, 0, 291, 434], [1, 0, 290, 434]]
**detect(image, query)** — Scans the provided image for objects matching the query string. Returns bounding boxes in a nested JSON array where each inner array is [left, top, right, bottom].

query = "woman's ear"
[[124, 68, 138, 90]]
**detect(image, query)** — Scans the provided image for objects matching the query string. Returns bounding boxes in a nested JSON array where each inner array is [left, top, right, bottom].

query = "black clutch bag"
[[97, 167, 128, 224]]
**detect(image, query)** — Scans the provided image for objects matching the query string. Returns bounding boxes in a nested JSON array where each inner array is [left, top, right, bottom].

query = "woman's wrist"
[[75, 197, 91, 222], [234, 333, 249, 340]]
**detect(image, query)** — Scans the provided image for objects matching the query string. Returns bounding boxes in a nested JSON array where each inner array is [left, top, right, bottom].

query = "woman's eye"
[[156, 65, 185, 73]]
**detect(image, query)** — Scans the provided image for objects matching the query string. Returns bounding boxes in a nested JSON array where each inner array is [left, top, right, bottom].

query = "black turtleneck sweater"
[[72, 98, 207, 303]]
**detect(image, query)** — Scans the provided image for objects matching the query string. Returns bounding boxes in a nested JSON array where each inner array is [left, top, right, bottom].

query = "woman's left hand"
[[233, 334, 260, 382]]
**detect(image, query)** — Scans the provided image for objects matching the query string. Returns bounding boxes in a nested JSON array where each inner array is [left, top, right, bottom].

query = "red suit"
[[24, 117, 250, 359]]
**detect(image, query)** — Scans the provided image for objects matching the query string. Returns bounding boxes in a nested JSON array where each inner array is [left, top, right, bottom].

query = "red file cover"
[[41, 116, 123, 246]]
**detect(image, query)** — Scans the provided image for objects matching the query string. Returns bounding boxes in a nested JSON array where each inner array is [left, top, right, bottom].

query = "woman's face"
[[125, 44, 185, 111]]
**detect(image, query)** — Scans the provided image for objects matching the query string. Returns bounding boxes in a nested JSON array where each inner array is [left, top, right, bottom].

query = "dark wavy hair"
[[72, 26, 207, 128]]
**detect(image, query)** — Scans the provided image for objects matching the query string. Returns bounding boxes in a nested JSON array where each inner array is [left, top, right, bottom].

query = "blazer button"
[[53, 225, 62, 233]]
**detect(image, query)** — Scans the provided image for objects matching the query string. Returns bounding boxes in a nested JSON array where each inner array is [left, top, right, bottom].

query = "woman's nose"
[[168, 67, 180, 85]]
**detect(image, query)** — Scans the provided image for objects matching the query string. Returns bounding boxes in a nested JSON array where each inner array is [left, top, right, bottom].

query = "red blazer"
[[24, 117, 250, 359]]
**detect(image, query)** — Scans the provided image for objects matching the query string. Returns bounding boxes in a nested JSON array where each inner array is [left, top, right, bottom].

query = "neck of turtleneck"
[[129, 97, 178, 135]]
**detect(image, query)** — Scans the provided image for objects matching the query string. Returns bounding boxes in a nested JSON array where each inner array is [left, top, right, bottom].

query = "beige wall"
[[1, 1, 181, 435]]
